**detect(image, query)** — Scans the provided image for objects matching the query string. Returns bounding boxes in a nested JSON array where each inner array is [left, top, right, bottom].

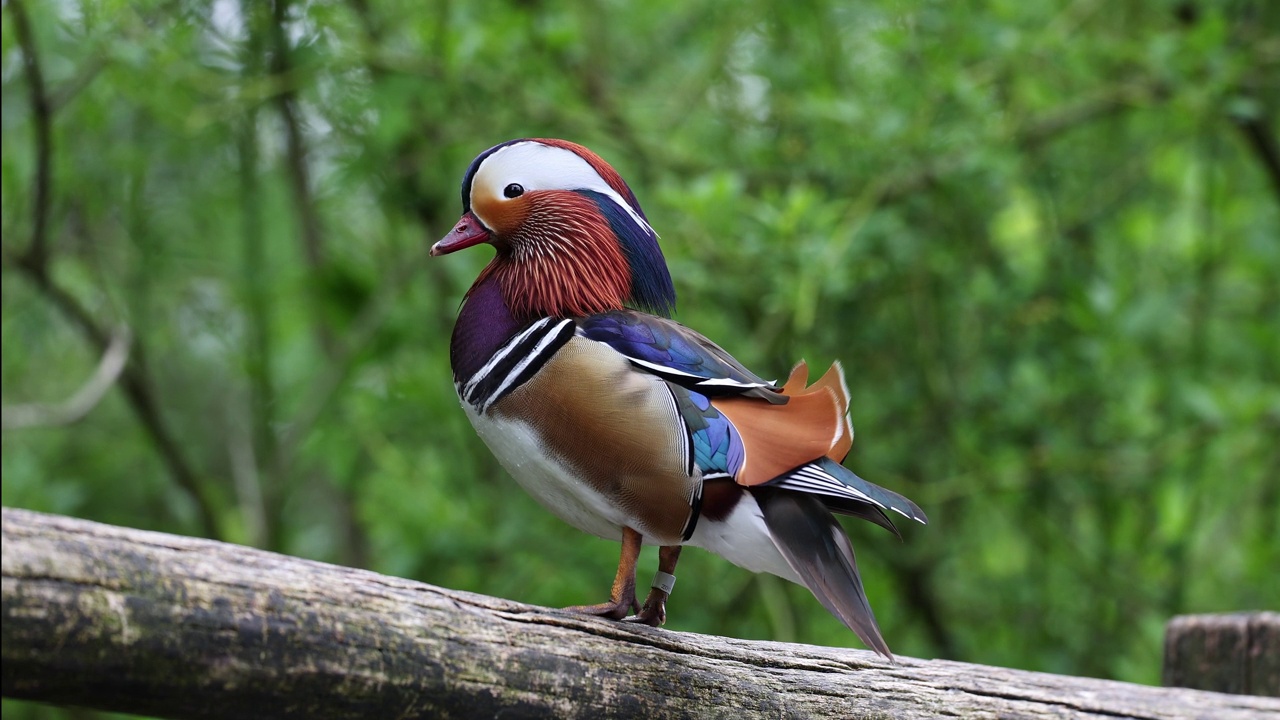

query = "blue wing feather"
[[579, 311, 785, 402], [669, 386, 744, 478]]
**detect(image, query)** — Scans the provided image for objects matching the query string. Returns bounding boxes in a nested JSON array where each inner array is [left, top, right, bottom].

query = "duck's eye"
[[503, 183, 525, 199]]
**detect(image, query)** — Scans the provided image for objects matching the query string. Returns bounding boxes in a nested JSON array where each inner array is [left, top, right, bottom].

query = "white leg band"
[[651, 571, 677, 594]]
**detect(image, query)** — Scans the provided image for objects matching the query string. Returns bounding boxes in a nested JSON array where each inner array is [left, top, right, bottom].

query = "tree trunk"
[[3, 507, 1276, 719]]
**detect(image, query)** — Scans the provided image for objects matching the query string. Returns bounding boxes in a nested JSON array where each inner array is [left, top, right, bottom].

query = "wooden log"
[[3, 507, 1278, 720], [1163, 612, 1280, 696]]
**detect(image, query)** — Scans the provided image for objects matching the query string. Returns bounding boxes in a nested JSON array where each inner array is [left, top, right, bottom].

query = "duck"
[[431, 138, 927, 659]]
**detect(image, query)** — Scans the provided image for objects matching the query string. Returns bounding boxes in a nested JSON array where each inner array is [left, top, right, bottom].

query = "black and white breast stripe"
[[460, 318, 576, 413]]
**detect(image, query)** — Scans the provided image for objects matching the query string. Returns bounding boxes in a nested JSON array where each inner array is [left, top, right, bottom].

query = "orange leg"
[[566, 526, 643, 619], [627, 544, 683, 627]]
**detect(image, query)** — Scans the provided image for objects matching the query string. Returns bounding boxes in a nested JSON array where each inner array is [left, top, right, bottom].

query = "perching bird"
[[431, 138, 927, 659]]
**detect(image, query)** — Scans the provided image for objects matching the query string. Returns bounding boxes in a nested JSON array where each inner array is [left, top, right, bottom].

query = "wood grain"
[[1164, 612, 1279, 696], [3, 507, 1277, 719]]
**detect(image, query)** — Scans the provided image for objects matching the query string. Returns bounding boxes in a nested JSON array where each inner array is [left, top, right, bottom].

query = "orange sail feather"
[[713, 360, 854, 486]]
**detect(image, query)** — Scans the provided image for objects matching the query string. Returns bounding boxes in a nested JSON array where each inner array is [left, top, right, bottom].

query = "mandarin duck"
[[431, 138, 927, 658]]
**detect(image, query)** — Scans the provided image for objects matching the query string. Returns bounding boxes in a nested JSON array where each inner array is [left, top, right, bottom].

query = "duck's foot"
[[625, 547, 682, 627], [566, 596, 641, 620], [624, 590, 667, 626], [564, 527, 643, 621]]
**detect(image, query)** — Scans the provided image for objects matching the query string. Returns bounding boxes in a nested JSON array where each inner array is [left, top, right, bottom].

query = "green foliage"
[[3, 1, 1278, 715]]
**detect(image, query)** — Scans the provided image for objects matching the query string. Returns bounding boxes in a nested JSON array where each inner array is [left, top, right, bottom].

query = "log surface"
[[3, 507, 1277, 720]]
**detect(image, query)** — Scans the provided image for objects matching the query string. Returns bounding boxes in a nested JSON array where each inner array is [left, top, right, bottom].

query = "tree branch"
[[1233, 111, 1280, 205], [1175, 0, 1280, 206], [266, 0, 334, 357], [2, 326, 131, 430], [48, 51, 109, 114], [8, 0, 53, 275], [5, 261, 222, 540], [233, 0, 279, 552], [272, 252, 426, 481], [4, 508, 1276, 720], [873, 79, 1167, 206], [3, 1, 221, 540]]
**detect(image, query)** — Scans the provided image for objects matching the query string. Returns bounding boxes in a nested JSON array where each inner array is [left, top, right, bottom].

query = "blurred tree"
[[3, 0, 1277, 716]]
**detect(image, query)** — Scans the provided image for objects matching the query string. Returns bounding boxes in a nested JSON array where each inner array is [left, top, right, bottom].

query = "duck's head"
[[432, 138, 675, 319]]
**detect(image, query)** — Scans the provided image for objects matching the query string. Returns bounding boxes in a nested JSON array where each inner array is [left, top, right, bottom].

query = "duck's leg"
[[566, 526, 642, 619], [627, 544, 683, 627]]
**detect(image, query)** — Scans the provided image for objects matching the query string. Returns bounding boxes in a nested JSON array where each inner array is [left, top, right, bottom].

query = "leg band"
[[651, 571, 677, 594]]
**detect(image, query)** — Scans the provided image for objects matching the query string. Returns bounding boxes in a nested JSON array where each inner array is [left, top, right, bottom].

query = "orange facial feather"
[[472, 185, 531, 237]]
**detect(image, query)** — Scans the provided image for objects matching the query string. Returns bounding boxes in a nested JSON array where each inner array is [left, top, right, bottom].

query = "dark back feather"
[[757, 489, 894, 660]]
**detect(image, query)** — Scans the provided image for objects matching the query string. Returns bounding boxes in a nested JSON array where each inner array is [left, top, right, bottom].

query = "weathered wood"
[[1163, 612, 1280, 696], [2, 507, 1277, 720]]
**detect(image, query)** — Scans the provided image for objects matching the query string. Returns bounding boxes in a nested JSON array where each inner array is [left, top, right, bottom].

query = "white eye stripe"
[[472, 141, 653, 234]]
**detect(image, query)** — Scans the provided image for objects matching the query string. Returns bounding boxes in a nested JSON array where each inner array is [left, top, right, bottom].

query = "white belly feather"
[[464, 402, 629, 541], [687, 493, 802, 584], [464, 395, 803, 581], [468, 393, 802, 583]]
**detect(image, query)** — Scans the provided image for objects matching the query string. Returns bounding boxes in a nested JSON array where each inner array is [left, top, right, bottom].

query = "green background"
[[3, 0, 1277, 716]]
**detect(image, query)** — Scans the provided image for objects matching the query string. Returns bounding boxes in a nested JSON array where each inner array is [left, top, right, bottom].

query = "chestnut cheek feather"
[[490, 192, 633, 319]]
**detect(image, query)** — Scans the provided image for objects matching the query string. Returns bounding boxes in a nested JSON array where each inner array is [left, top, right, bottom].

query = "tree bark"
[[2, 507, 1276, 720]]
